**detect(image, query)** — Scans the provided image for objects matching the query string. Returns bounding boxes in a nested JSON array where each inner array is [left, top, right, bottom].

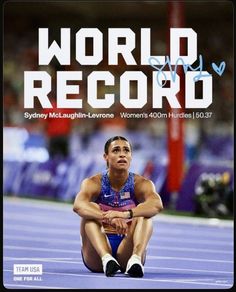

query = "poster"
[[3, 0, 234, 289]]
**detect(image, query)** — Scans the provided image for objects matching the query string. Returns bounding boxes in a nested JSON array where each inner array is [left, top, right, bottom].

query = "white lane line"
[[150, 237, 233, 246], [3, 214, 233, 238], [4, 283, 73, 289], [4, 235, 81, 245], [4, 225, 233, 246], [4, 257, 233, 274], [148, 255, 233, 263], [4, 225, 76, 236], [4, 197, 233, 227], [4, 197, 72, 211], [153, 215, 233, 228], [145, 266, 233, 274], [4, 257, 78, 261], [148, 245, 233, 254], [3, 269, 232, 287], [4, 214, 78, 227], [4, 245, 80, 254], [4, 246, 233, 263], [152, 229, 233, 238], [4, 234, 233, 254]]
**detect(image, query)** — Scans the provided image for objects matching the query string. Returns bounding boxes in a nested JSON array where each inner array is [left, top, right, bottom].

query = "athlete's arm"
[[73, 177, 103, 220], [129, 177, 163, 218], [103, 177, 163, 219]]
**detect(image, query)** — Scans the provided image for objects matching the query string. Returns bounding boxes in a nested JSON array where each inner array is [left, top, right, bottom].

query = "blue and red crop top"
[[95, 171, 138, 212]]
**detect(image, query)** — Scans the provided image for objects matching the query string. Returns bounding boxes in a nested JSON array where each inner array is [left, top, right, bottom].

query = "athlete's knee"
[[130, 216, 143, 226], [132, 216, 153, 227], [139, 216, 153, 227], [133, 217, 153, 238], [80, 218, 102, 240], [144, 217, 153, 226], [84, 218, 102, 230], [143, 217, 153, 234]]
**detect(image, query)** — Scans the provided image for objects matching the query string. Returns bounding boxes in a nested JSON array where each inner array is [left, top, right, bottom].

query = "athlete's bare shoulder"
[[134, 173, 151, 185], [134, 173, 157, 201], [86, 173, 102, 185], [80, 173, 102, 197]]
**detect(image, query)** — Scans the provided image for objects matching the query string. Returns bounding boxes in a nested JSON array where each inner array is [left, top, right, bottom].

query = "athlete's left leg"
[[115, 217, 153, 276]]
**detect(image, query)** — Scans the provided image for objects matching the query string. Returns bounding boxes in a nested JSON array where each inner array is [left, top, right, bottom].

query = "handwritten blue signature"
[[148, 55, 226, 87]]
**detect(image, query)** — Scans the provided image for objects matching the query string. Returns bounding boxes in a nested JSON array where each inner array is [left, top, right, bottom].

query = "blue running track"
[[3, 197, 234, 289]]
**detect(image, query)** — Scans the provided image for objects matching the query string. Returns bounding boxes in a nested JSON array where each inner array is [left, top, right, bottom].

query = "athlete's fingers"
[[115, 220, 122, 234], [116, 220, 128, 235], [122, 222, 129, 235], [110, 218, 127, 235], [119, 219, 128, 233], [116, 224, 122, 235]]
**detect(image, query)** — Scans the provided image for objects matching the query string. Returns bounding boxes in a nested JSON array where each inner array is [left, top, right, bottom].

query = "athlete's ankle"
[[131, 254, 142, 260], [125, 254, 144, 277], [102, 253, 121, 276]]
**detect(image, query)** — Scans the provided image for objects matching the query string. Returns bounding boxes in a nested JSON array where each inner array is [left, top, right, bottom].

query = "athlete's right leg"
[[80, 218, 109, 272], [80, 203, 122, 276]]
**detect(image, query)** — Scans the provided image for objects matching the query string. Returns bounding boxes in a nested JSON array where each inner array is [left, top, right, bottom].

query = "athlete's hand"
[[103, 210, 125, 220], [110, 218, 128, 236]]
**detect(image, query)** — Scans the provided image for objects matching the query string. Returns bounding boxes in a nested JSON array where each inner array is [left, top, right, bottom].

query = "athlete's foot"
[[105, 260, 121, 277], [125, 254, 144, 278], [102, 254, 121, 277]]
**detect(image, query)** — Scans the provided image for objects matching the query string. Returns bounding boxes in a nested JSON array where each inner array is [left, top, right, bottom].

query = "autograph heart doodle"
[[212, 61, 226, 76]]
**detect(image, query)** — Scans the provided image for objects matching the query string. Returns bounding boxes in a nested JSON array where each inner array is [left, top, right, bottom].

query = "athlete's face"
[[104, 139, 132, 170]]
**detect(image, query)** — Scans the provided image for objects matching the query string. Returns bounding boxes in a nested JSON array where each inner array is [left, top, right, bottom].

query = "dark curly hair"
[[104, 136, 132, 154]]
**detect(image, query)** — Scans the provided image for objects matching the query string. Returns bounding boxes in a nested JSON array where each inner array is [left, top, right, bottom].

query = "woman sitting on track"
[[73, 136, 163, 277]]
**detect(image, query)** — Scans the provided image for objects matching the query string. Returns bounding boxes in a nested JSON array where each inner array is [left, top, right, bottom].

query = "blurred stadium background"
[[3, 1, 233, 218]]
